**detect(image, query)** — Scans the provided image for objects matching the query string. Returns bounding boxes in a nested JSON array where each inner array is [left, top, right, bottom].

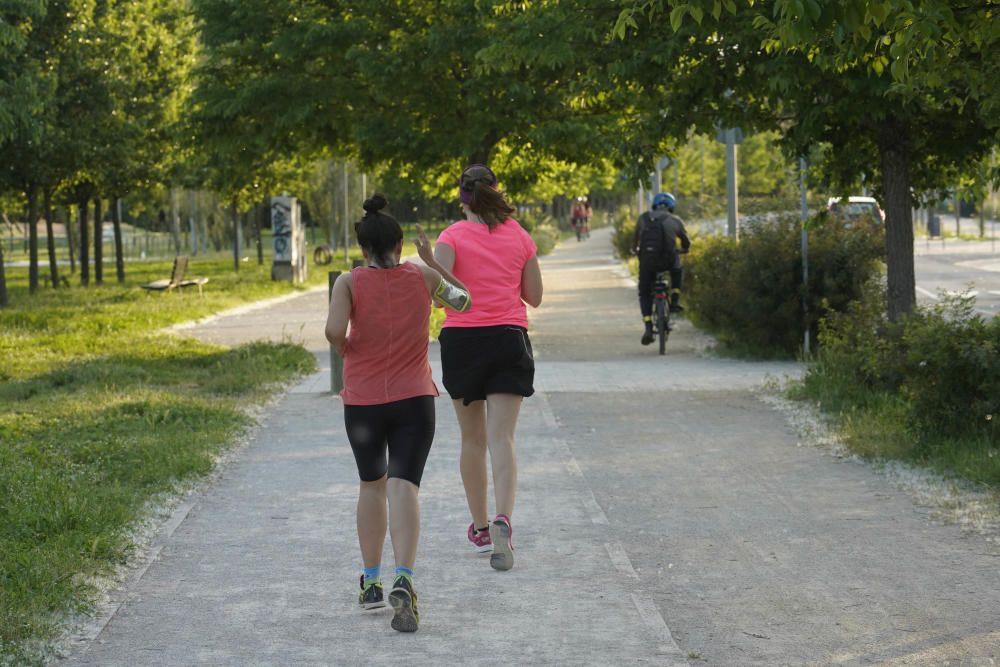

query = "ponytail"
[[469, 182, 516, 231]]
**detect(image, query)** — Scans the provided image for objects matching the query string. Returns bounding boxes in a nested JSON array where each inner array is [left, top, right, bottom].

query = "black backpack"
[[638, 210, 669, 258]]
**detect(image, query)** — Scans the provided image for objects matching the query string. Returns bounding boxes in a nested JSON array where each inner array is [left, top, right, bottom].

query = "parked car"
[[827, 196, 885, 224]]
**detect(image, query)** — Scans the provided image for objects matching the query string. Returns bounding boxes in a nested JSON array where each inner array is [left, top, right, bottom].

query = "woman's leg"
[[346, 404, 389, 569], [384, 396, 434, 570], [485, 393, 523, 518], [357, 476, 387, 568], [387, 478, 420, 569], [452, 399, 489, 527]]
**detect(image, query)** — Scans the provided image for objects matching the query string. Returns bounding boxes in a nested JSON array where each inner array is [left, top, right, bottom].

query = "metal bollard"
[[329, 270, 343, 393]]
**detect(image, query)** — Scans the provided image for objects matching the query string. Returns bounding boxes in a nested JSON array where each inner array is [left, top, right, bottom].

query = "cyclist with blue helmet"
[[632, 192, 690, 345]]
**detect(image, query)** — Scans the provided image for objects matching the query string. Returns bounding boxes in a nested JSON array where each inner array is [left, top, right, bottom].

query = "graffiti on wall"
[[271, 199, 292, 261]]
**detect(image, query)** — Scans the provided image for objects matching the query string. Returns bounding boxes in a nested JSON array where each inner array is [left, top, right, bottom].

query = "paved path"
[[59, 227, 1000, 666]]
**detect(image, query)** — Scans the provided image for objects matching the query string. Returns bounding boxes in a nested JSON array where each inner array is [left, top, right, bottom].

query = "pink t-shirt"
[[436, 219, 537, 328]]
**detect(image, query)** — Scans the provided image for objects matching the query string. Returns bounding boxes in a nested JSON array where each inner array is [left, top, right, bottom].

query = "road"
[[915, 240, 1000, 316]]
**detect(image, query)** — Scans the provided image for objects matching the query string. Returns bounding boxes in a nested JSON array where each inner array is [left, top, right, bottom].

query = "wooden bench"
[[141, 256, 209, 295]]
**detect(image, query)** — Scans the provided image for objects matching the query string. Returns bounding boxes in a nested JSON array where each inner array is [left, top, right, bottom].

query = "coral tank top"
[[341, 262, 439, 405]]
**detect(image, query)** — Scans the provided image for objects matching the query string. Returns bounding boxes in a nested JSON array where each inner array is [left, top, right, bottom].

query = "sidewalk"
[[58, 227, 1000, 665], [59, 231, 697, 666]]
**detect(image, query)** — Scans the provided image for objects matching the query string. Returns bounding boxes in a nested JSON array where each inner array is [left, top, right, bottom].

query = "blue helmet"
[[652, 192, 676, 211]]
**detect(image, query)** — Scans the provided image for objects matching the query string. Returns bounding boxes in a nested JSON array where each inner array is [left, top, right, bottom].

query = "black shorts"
[[344, 395, 435, 486], [439, 325, 535, 405]]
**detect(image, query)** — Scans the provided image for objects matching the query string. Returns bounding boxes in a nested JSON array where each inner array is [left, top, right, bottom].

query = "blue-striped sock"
[[394, 566, 414, 582], [363, 565, 380, 585]]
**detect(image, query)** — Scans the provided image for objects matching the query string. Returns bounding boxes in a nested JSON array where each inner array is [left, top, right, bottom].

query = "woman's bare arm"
[[417, 224, 471, 311], [521, 255, 543, 307], [324, 273, 352, 356], [417, 224, 466, 292]]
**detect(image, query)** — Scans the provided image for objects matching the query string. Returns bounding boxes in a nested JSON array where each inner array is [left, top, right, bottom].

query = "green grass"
[[0, 256, 343, 665], [792, 370, 1000, 490]]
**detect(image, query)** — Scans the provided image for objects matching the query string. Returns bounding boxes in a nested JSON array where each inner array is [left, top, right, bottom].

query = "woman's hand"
[[415, 224, 435, 266]]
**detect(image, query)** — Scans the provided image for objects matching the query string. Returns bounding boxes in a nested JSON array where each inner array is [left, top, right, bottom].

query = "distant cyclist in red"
[[571, 196, 591, 241]]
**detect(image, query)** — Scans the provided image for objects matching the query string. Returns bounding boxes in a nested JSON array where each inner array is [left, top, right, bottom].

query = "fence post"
[[329, 270, 343, 393]]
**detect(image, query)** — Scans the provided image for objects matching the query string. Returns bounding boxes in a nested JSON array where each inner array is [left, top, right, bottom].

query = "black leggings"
[[638, 259, 683, 317], [344, 395, 435, 487]]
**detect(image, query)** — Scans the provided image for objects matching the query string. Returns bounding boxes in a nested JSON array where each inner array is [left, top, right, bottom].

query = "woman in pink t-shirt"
[[432, 164, 544, 572], [325, 194, 470, 632]]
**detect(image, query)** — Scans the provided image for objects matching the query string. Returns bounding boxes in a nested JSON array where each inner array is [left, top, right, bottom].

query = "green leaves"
[[191, 0, 629, 198], [669, 4, 701, 32], [614, 7, 639, 39], [1, 0, 196, 210]]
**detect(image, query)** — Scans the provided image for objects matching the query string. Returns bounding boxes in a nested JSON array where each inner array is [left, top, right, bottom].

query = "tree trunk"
[[255, 202, 264, 265], [170, 188, 182, 255], [468, 132, 499, 166], [66, 205, 77, 274], [878, 118, 916, 321], [112, 197, 125, 283], [78, 198, 90, 287], [93, 197, 103, 285], [0, 230, 7, 307], [27, 185, 39, 293], [231, 198, 240, 273], [187, 190, 198, 256], [43, 190, 59, 288]]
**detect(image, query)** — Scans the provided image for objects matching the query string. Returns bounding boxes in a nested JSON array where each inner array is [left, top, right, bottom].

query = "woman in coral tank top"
[[432, 165, 544, 572], [325, 194, 470, 632]]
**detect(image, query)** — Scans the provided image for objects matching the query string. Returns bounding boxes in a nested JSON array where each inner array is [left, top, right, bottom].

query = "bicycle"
[[651, 270, 672, 355]]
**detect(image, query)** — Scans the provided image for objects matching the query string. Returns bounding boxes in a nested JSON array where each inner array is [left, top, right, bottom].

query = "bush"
[[900, 298, 1000, 440], [531, 224, 560, 256], [798, 278, 909, 420], [800, 286, 1000, 485], [684, 214, 883, 357], [517, 212, 561, 257], [611, 207, 637, 260]]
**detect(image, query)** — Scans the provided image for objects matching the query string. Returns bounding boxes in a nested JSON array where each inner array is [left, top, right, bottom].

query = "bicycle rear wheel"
[[655, 298, 668, 355]]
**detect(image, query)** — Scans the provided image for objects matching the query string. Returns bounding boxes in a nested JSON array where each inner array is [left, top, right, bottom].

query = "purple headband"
[[458, 164, 497, 205]]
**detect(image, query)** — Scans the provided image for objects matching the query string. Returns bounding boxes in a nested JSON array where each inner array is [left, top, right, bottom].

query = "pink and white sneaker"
[[489, 514, 514, 571], [467, 522, 493, 554]]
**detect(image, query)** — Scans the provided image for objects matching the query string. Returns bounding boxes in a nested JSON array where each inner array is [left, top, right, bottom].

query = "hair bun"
[[363, 193, 388, 213]]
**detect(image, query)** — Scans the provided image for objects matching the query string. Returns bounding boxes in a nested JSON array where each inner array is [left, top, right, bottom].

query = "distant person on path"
[[571, 196, 591, 241], [632, 192, 690, 345], [432, 164, 543, 571], [325, 193, 471, 633]]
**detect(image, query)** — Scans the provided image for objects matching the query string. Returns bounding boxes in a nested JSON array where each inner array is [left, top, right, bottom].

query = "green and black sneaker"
[[388, 575, 419, 633], [358, 575, 386, 611]]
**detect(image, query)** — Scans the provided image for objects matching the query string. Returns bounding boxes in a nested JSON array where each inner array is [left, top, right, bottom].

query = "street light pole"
[[800, 157, 810, 357], [725, 129, 739, 240], [343, 162, 349, 263]]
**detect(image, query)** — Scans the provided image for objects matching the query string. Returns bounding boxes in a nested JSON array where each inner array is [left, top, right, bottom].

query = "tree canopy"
[[2, 0, 998, 319], [614, 0, 999, 319], [190, 0, 633, 198]]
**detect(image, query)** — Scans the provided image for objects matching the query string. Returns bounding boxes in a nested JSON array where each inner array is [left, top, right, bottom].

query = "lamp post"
[[716, 127, 743, 240], [800, 157, 810, 357]]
